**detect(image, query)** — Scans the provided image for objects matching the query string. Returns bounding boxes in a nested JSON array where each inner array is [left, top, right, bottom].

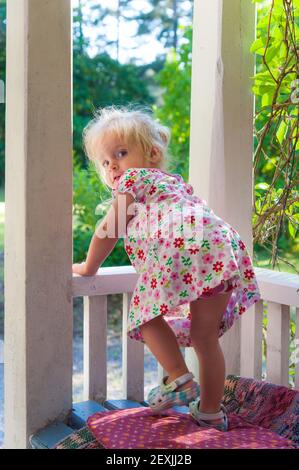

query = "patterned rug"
[[54, 374, 299, 449]]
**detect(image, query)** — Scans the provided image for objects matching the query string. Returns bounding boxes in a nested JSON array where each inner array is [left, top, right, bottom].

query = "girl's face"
[[97, 133, 157, 189]]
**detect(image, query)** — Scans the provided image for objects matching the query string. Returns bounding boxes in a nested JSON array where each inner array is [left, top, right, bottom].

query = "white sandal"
[[147, 372, 200, 413], [189, 397, 229, 432]]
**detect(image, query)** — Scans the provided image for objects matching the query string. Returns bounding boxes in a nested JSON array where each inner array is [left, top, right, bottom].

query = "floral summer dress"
[[112, 167, 261, 347]]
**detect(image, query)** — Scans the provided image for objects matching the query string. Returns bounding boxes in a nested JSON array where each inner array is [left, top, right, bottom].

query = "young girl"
[[72, 105, 262, 432]]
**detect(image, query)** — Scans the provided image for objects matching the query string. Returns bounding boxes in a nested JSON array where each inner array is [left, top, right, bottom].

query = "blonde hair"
[[82, 104, 171, 185]]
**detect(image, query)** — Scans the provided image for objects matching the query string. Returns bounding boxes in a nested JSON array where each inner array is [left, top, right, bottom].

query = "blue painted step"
[[29, 399, 189, 448], [70, 400, 108, 429], [29, 422, 75, 449], [30, 400, 108, 448], [104, 399, 145, 410], [105, 399, 189, 414]]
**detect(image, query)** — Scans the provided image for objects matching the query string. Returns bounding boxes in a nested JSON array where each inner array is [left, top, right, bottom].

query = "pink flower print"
[[149, 185, 157, 195], [242, 256, 251, 267], [213, 260, 224, 273], [148, 266, 154, 275], [142, 273, 149, 284], [184, 215, 195, 224], [202, 286, 213, 295], [167, 268, 171, 273], [196, 280, 203, 287], [200, 268, 208, 276], [238, 239, 246, 250], [174, 284, 181, 293], [160, 304, 169, 314], [173, 252, 180, 259], [222, 271, 231, 280], [191, 285, 196, 293], [150, 278, 158, 289], [125, 178, 135, 189], [165, 241, 171, 249], [217, 252, 226, 259], [133, 295, 140, 306], [154, 290, 160, 300], [162, 274, 168, 284], [248, 283, 256, 291], [126, 245, 133, 255], [191, 266, 197, 273], [174, 261, 181, 271], [183, 273, 193, 284], [137, 249, 145, 260], [144, 306, 151, 315], [177, 331, 187, 342], [158, 238, 164, 245], [228, 260, 237, 271], [212, 236, 222, 245], [244, 268, 254, 281], [174, 237, 184, 249], [160, 265, 165, 272], [213, 229, 220, 236], [202, 253, 214, 264], [171, 272, 179, 281], [188, 246, 199, 255], [203, 217, 211, 225], [239, 305, 246, 314]]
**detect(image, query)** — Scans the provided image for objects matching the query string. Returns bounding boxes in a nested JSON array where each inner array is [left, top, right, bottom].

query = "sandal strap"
[[161, 372, 194, 394], [195, 402, 226, 420]]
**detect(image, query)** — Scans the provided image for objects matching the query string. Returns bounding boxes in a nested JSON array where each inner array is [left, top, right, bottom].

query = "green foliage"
[[73, 51, 155, 168], [73, 161, 131, 265], [154, 26, 192, 181], [251, 0, 299, 272]]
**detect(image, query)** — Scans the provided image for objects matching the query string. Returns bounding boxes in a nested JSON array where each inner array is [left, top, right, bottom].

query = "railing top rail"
[[72, 265, 299, 306], [255, 267, 299, 307]]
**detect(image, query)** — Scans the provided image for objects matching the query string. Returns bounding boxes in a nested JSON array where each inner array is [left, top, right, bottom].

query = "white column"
[[189, 0, 256, 375], [4, 0, 72, 448]]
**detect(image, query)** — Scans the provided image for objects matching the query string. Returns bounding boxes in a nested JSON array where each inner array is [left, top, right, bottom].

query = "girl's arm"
[[72, 192, 135, 276]]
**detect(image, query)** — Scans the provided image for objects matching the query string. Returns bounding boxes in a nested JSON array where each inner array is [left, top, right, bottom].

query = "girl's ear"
[[150, 146, 161, 163]]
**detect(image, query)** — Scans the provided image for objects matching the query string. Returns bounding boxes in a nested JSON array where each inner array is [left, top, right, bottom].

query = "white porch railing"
[[72, 266, 299, 404]]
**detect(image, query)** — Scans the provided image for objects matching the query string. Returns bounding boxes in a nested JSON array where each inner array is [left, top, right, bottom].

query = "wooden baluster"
[[240, 299, 264, 379], [122, 293, 144, 401], [83, 295, 107, 402], [267, 302, 290, 387]]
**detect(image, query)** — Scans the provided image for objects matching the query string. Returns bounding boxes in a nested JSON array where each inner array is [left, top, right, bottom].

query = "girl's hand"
[[72, 262, 97, 276]]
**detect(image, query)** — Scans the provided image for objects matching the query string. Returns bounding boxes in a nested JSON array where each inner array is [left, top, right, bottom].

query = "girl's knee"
[[190, 328, 219, 350], [140, 315, 163, 331]]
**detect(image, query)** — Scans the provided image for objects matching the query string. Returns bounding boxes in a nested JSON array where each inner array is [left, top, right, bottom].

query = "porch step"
[[29, 422, 75, 449], [103, 399, 145, 410], [70, 400, 107, 429], [29, 399, 188, 448]]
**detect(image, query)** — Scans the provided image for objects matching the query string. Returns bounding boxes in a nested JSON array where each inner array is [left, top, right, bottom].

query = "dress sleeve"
[[112, 168, 154, 203]]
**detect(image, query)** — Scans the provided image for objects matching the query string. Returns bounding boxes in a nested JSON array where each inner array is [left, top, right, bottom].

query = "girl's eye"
[[115, 150, 127, 158], [102, 150, 127, 168]]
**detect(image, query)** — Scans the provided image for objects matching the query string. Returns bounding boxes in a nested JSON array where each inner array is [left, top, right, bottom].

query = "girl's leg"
[[190, 290, 233, 418], [140, 315, 194, 391]]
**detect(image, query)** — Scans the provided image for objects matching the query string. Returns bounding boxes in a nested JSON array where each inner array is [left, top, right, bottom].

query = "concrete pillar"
[[5, 0, 72, 448], [187, 0, 256, 376]]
